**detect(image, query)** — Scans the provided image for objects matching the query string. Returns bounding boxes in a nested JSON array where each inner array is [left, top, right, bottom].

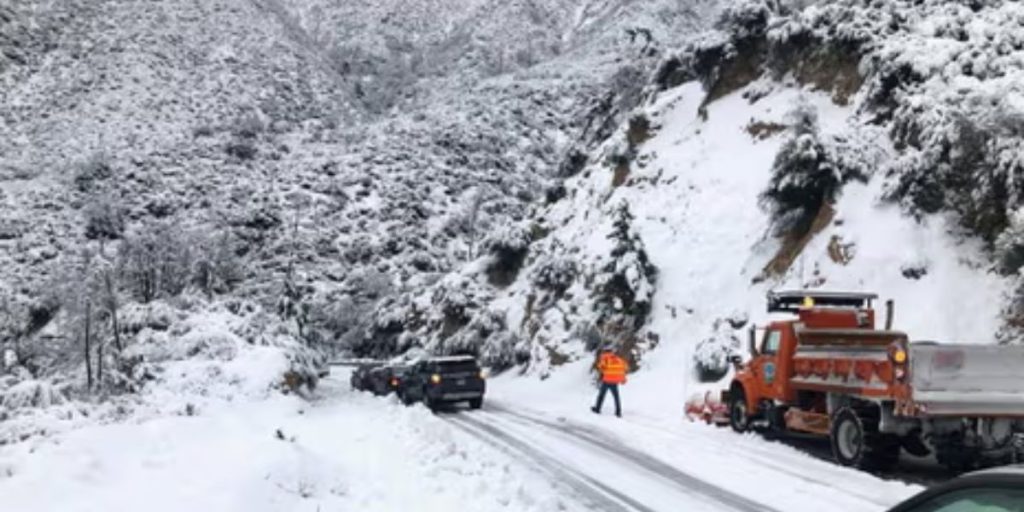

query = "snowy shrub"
[[762, 100, 867, 232], [191, 231, 245, 296], [480, 224, 531, 287], [232, 112, 265, 139], [82, 194, 126, 243], [529, 254, 578, 296], [119, 301, 182, 334], [438, 308, 504, 358], [225, 141, 257, 160], [692, 316, 747, 383], [479, 329, 528, 371], [996, 209, 1024, 274], [119, 221, 194, 302], [430, 275, 486, 339], [72, 153, 114, 193], [0, 379, 68, 410], [717, 0, 773, 41]]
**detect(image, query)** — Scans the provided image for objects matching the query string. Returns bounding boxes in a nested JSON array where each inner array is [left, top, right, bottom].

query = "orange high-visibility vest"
[[597, 352, 627, 384]]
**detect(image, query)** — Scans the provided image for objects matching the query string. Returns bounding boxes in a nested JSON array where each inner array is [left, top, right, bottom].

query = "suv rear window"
[[436, 361, 479, 373]]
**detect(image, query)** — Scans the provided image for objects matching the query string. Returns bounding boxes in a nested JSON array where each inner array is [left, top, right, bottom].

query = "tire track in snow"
[[478, 408, 774, 512], [491, 402, 906, 509], [446, 414, 652, 512]]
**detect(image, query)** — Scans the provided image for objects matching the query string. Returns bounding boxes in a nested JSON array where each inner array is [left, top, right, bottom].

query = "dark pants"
[[593, 383, 621, 416]]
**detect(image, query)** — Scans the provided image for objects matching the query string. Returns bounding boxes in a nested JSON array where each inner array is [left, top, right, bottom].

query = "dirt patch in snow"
[[745, 119, 787, 141], [759, 201, 836, 280]]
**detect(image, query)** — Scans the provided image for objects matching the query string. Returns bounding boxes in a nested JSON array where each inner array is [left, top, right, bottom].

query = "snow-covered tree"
[[592, 202, 657, 335]]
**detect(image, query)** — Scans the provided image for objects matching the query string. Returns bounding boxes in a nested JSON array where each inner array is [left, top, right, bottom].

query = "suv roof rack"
[[767, 290, 877, 313], [428, 355, 476, 362]]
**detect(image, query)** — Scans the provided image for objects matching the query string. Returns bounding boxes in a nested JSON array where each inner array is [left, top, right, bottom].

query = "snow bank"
[[0, 299, 322, 446], [0, 375, 583, 512]]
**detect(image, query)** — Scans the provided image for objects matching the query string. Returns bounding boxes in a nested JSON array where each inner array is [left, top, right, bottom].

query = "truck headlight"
[[430, 374, 441, 384]]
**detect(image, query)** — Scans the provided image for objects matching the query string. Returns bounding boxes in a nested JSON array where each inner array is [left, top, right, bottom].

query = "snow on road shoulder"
[[0, 372, 580, 512]]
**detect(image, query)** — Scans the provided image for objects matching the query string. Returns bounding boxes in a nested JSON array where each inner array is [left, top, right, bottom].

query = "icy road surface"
[[0, 369, 921, 511]]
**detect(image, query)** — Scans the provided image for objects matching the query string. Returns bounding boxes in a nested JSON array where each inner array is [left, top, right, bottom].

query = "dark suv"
[[350, 364, 376, 391], [369, 365, 409, 396], [400, 356, 485, 410]]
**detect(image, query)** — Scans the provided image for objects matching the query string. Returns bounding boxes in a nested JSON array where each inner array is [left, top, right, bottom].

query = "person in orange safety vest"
[[591, 346, 627, 417]]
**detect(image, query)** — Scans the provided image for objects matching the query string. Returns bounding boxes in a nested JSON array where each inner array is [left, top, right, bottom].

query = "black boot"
[[591, 406, 600, 414]]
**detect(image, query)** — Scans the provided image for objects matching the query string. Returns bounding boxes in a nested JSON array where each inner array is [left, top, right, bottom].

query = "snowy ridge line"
[[445, 413, 650, 512], [494, 402, 904, 507], [478, 408, 774, 512]]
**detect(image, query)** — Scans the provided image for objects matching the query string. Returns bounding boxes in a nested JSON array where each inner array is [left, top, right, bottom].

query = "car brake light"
[[430, 374, 441, 384]]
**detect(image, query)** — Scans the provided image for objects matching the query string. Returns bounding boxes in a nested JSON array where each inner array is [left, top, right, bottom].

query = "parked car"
[[400, 355, 485, 411], [887, 465, 1024, 511], [350, 364, 376, 392], [369, 365, 408, 396]]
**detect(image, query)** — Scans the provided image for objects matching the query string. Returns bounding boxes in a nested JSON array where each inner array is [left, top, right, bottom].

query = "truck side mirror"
[[748, 326, 759, 357]]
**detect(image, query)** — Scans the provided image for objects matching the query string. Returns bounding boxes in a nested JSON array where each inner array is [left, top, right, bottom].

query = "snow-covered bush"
[[996, 209, 1024, 274], [529, 253, 579, 296], [72, 153, 115, 193], [762, 100, 868, 233], [82, 194, 126, 243], [480, 224, 532, 287], [692, 313, 749, 383], [0, 379, 68, 410]]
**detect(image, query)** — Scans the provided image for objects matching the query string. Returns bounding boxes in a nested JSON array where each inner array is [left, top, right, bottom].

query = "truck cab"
[[727, 291, 883, 432]]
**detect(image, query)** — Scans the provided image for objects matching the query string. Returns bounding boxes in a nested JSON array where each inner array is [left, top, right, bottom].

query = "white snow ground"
[[0, 367, 921, 512]]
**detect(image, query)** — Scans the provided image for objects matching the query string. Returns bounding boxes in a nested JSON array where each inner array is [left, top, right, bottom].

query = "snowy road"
[[448, 405, 771, 512], [443, 399, 915, 512]]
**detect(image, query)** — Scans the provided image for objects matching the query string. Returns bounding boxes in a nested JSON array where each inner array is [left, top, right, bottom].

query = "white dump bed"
[[910, 343, 1024, 417]]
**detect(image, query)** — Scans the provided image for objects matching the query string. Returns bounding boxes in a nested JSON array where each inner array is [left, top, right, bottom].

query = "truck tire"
[[830, 406, 900, 471], [729, 388, 751, 433], [469, 397, 483, 410], [935, 435, 979, 474], [901, 431, 931, 458]]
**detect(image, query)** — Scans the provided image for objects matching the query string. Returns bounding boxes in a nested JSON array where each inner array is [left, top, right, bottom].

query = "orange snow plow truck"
[[720, 290, 1024, 472]]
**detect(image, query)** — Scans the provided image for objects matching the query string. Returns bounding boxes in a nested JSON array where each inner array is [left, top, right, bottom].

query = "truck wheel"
[[935, 437, 978, 474], [469, 397, 483, 410], [901, 432, 931, 458], [729, 389, 751, 433], [830, 407, 900, 471]]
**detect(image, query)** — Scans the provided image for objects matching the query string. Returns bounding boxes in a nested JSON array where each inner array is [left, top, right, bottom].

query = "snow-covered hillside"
[[0, 0, 715, 428], [409, 0, 1023, 386]]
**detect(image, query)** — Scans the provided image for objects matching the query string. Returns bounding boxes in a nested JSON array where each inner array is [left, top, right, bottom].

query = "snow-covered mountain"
[[0, 0, 714, 436]]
